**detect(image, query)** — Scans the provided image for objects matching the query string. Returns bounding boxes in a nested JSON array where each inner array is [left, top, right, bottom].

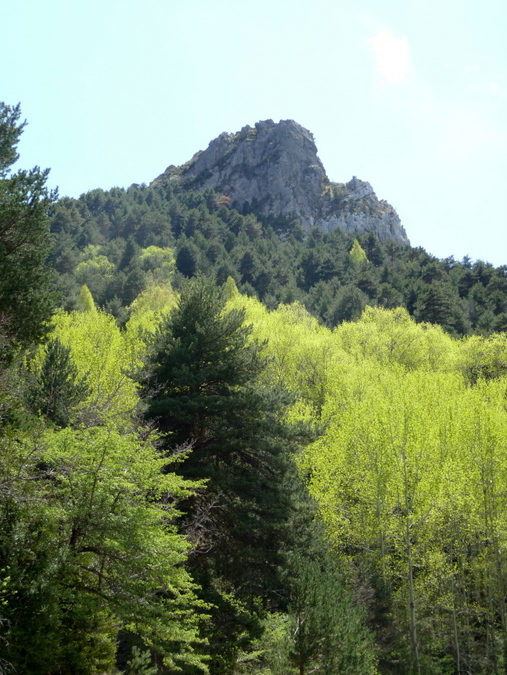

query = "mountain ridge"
[[152, 119, 410, 246]]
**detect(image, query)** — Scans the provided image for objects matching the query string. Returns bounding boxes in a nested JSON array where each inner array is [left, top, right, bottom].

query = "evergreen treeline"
[[49, 179, 507, 336], [5, 102, 507, 674]]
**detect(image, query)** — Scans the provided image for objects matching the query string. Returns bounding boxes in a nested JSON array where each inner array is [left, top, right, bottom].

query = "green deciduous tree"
[[0, 425, 208, 674], [44, 307, 139, 429], [1, 298, 210, 673], [350, 238, 368, 264], [334, 306, 457, 372]]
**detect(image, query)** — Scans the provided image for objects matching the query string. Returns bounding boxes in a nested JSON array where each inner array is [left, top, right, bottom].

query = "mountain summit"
[[153, 119, 410, 246]]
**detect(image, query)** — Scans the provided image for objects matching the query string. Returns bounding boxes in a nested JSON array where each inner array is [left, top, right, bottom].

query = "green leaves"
[[45, 307, 140, 429], [0, 414, 208, 673], [0, 280, 209, 671], [228, 295, 507, 671], [292, 310, 507, 671], [43, 426, 206, 664], [350, 238, 368, 264]]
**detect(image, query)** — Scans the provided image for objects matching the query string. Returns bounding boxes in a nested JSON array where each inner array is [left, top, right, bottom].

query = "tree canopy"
[[6, 102, 507, 675]]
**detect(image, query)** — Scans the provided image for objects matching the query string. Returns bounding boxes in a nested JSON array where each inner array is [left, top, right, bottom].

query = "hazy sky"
[[2, 0, 506, 265]]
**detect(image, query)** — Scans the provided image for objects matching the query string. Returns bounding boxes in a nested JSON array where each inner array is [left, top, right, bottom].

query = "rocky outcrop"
[[152, 119, 410, 246]]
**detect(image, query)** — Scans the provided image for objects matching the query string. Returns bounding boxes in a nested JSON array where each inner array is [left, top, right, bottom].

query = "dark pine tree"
[[176, 240, 199, 277], [0, 102, 58, 362], [25, 338, 89, 428], [143, 275, 306, 674], [414, 284, 456, 332]]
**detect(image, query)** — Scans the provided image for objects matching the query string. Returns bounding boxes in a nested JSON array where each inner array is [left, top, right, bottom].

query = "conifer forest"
[[4, 102, 507, 674]]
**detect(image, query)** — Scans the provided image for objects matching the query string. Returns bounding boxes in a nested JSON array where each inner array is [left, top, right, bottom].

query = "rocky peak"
[[152, 120, 410, 246]]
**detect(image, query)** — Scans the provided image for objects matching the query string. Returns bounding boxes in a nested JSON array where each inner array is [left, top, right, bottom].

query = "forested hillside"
[[3, 102, 507, 675], [49, 181, 507, 336]]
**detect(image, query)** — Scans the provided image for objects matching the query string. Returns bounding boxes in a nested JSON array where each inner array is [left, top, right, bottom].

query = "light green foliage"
[[77, 283, 97, 313], [226, 294, 343, 415], [128, 283, 176, 316], [43, 426, 206, 669], [124, 283, 177, 367], [299, 313, 507, 671], [1, 295, 209, 672], [350, 238, 368, 264], [0, 422, 207, 673], [46, 308, 140, 428], [138, 245, 175, 286], [300, 367, 454, 669], [75, 254, 115, 279], [75, 252, 116, 300], [122, 285, 178, 392], [180, 292, 507, 671], [302, 364, 449, 546], [457, 331, 507, 384], [223, 275, 240, 299], [334, 306, 457, 371], [221, 295, 507, 671]]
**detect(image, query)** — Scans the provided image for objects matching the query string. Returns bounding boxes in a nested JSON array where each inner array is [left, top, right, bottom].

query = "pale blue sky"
[[2, 0, 506, 265]]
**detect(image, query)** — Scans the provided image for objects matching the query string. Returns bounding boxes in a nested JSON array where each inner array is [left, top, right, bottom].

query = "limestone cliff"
[[152, 119, 410, 246]]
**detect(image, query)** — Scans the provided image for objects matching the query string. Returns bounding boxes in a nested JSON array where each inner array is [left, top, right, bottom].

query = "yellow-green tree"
[[350, 238, 368, 264], [44, 308, 140, 429], [2, 302, 209, 673], [298, 306, 507, 672], [0, 424, 208, 673]]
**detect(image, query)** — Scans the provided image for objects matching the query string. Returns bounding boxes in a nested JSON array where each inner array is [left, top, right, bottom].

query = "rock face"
[[152, 119, 410, 246]]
